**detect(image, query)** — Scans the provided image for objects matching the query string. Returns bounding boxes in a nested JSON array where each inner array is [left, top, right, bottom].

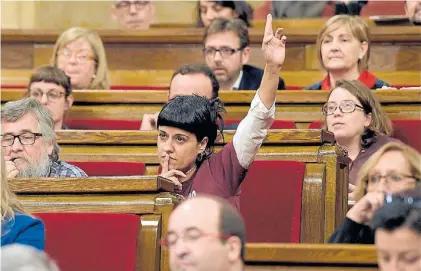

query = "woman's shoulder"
[[14, 212, 44, 227]]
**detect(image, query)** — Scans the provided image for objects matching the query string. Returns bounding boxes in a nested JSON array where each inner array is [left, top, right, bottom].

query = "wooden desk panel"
[[2, 69, 420, 88], [245, 243, 378, 271], [2, 27, 420, 71]]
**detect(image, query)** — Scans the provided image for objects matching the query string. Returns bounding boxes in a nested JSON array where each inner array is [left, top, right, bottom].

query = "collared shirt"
[[48, 161, 88, 178], [233, 90, 275, 168], [231, 70, 244, 90]]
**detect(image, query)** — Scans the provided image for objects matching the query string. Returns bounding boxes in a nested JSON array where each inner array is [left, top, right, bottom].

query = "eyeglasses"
[[29, 90, 65, 102], [115, 1, 150, 10], [203, 46, 243, 58], [160, 230, 232, 248], [368, 173, 418, 186], [1, 133, 43, 147], [322, 100, 365, 115], [58, 50, 95, 63]]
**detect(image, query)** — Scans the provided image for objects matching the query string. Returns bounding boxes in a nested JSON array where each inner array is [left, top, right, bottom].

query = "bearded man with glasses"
[[1, 98, 87, 178], [203, 18, 285, 91]]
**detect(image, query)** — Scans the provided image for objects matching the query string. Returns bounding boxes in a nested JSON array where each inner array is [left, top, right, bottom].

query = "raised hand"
[[4, 156, 19, 178], [262, 14, 287, 68], [159, 154, 185, 190]]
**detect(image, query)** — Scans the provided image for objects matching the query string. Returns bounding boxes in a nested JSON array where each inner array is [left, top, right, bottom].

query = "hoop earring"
[[197, 152, 206, 162]]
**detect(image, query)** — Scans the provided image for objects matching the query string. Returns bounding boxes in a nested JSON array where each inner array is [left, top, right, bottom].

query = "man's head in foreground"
[[166, 195, 246, 271]]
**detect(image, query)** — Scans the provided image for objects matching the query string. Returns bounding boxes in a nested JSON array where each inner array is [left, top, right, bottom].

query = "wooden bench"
[[3, 89, 420, 128], [2, 69, 420, 89], [10, 176, 179, 271], [2, 27, 420, 72], [49, 129, 348, 244], [244, 243, 378, 270]]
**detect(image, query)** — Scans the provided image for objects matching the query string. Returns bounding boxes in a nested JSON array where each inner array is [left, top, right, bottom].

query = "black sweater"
[[328, 217, 375, 244]]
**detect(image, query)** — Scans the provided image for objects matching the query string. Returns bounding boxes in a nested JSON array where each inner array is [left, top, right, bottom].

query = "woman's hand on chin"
[[159, 154, 186, 190]]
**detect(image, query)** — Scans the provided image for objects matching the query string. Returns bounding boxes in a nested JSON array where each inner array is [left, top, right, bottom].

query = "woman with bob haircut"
[[328, 142, 421, 244], [51, 27, 110, 90], [197, 0, 253, 27], [306, 15, 389, 90], [371, 190, 421, 271], [157, 14, 286, 210], [26, 65, 73, 130], [0, 155, 45, 250], [322, 80, 395, 190]]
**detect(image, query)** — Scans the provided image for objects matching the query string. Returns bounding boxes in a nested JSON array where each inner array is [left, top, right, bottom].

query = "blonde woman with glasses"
[[0, 155, 45, 250], [51, 27, 110, 90], [329, 142, 421, 244]]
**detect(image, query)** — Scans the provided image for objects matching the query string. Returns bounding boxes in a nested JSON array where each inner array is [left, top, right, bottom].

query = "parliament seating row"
[[20, 209, 384, 271], [2, 69, 420, 89], [2, 26, 420, 72], [3, 89, 420, 129], [10, 168, 359, 271], [56, 129, 347, 243]]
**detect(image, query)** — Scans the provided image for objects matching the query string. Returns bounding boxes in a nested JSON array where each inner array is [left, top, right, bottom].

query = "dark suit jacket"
[[238, 65, 285, 91]]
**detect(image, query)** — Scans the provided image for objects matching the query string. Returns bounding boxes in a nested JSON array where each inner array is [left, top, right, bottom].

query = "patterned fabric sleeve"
[[49, 161, 88, 177]]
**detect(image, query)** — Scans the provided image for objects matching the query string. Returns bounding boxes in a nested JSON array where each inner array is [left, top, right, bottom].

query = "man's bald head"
[[167, 195, 245, 271]]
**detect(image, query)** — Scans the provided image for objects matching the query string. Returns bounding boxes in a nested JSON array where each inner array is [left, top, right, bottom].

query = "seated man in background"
[[140, 64, 219, 130], [371, 190, 421, 271], [203, 18, 285, 91], [164, 195, 246, 271], [406, 0, 421, 25], [26, 66, 73, 130], [111, 0, 155, 30], [1, 98, 87, 178]]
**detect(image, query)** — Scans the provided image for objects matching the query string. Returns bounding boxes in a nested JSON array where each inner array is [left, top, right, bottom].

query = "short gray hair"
[[1, 98, 60, 162], [1, 244, 60, 271]]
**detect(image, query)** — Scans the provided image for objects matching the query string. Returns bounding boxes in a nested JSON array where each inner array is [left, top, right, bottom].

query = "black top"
[[328, 217, 375, 244], [238, 65, 285, 91]]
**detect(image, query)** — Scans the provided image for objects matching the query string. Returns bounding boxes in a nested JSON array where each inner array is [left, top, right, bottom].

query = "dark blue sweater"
[[1, 212, 45, 250]]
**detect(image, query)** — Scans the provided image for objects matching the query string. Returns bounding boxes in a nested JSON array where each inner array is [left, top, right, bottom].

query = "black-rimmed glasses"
[[1, 133, 43, 147], [203, 47, 243, 58], [322, 100, 365, 115], [29, 90, 65, 102], [115, 1, 150, 10]]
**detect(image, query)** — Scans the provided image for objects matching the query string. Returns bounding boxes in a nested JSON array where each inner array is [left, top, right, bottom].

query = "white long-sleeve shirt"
[[233, 90, 275, 168]]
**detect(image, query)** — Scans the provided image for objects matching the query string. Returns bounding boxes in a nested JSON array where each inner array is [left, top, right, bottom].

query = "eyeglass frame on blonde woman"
[[57, 49, 96, 64]]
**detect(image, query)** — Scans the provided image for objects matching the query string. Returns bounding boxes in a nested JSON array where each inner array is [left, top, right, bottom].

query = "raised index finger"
[[264, 14, 273, 37], [161, 154, 169, 173]]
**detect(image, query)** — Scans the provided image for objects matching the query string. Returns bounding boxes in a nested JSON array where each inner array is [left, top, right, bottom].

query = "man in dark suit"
[[203, 18, 285, 91]]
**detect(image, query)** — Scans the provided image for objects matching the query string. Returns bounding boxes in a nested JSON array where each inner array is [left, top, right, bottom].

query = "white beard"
[[16, 152, 51, 178]]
